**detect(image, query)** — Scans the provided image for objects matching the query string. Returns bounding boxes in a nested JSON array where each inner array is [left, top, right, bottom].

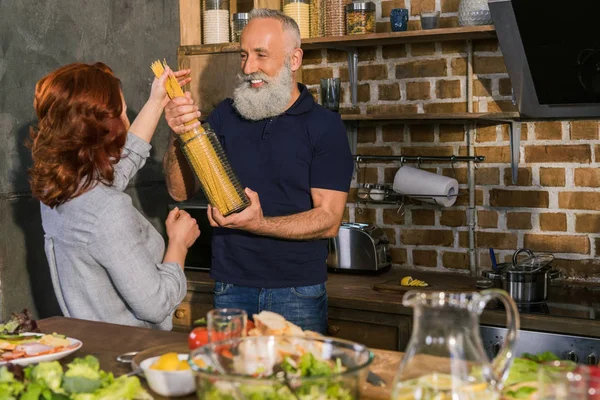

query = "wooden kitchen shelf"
[[341, 112, 520, 124], [178, 25, 496, 56]]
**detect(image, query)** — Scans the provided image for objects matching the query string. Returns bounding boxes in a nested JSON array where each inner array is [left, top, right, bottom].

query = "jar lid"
[[232, 13, 250, 20], [360, 183, 373, 189], [373, 184, 386, 190], [204, 0, 229, 9], [345, 2, 376, 12]]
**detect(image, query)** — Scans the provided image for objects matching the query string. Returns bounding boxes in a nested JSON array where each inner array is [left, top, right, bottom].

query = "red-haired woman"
[[29, 62, 200, 330]]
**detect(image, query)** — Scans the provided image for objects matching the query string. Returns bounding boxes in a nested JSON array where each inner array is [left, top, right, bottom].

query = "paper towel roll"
[[393, 166, 459, 207]]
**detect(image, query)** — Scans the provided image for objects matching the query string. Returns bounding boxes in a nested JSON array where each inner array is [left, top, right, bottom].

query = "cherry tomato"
[[246, 320, 255, 334], [188, 327, 209, 350]]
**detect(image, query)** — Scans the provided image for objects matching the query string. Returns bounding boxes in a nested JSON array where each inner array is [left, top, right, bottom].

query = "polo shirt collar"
[[285, 83, 314, 116]]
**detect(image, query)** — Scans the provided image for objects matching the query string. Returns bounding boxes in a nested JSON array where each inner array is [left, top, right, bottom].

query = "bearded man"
[[162, 8, 353, 333]]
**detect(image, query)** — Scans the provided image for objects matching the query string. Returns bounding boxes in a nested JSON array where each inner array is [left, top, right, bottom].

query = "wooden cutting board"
[[373, 273, 481, 295]]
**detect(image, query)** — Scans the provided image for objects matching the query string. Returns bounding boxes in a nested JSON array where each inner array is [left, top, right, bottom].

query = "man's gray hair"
[[248, 8, 301, 49]]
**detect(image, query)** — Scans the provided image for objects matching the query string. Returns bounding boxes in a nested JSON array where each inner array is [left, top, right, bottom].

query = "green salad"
[[0, 355, 151, 400], [201, 352, 355, 400], [503, 351, 561, 400]]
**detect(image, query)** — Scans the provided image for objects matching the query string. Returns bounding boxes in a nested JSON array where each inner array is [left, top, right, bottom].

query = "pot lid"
[[509, 248, 554, 274]]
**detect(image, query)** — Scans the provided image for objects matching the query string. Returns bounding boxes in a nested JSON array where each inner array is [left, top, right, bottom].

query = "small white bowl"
[[140, 354, 196, 397]]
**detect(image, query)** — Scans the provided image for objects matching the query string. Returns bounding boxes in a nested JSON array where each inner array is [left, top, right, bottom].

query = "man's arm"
[[207, 187, 348, 240], [163, 132, 200, 202]]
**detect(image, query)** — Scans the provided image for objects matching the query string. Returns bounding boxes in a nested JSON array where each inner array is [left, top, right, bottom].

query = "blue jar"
[[390, 8, 409, 32]]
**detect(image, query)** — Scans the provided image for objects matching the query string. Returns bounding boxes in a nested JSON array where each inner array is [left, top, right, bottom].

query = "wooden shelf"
[[340, 112, 520, 124], [179, 25, 496, 56]]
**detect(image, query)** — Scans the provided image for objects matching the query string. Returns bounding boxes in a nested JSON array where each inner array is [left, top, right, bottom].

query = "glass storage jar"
[[458, 0, 493, 26], [231, 12, 249, 42], [357, 183, 373, 200], [310, 0, 325, 38], [282, 0, 311, 39], [203, 0, 230, 44], [325, 0, 352, 37], [370, 184, 386, 201], [345, 1, 376, 35]]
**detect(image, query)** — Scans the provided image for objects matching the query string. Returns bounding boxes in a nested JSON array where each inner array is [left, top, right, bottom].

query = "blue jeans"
[[213, 282, 328, 334]]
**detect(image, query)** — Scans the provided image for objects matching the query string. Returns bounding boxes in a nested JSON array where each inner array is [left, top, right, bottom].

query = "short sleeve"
[[310, 114, 354, 192]]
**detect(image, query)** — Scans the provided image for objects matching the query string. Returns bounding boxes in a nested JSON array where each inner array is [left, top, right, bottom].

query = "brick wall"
[[303, 0, 600, 281]]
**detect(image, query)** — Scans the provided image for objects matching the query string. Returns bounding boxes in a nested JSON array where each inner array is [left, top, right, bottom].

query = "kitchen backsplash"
[[303, 0, 600, 281]]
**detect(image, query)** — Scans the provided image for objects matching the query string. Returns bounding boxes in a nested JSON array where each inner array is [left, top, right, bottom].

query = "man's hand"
[[207, 188, 265, 233], [165, 91, 202, 134]]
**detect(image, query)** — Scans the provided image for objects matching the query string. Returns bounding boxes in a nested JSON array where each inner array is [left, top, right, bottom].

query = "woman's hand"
[[165, 208, 201, 250], [149, 68, 194, 109]]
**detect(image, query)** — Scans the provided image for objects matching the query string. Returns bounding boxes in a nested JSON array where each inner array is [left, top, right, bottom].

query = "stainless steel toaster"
[[327, 223, 391, 274]]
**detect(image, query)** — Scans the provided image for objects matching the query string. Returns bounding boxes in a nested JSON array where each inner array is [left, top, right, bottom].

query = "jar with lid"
[[231, 13, 249, 43], [325, 0, 352, 37], [310, 0, 325, 38], [370, 184, 386, 201], [203, 0, 230, 44], [357, 183, 372, 200], [345, 1, 376, 35], [282, 0, 310, 39]]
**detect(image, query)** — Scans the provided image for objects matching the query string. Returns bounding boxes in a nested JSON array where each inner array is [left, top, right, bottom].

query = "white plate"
[[0, 332, 83, 366]]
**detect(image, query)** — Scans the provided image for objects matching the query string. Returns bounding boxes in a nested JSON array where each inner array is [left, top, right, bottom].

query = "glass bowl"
[[189, 335, 374, 399]]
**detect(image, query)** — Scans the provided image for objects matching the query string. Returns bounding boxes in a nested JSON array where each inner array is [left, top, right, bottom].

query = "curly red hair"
[[28, 62, 128, 208]]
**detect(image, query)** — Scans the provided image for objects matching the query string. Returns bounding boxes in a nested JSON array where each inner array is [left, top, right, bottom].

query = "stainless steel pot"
[[482, 248, 560, 303]]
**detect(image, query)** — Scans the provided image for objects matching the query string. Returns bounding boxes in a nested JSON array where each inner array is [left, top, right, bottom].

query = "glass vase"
[[458, 0, 493, 26]]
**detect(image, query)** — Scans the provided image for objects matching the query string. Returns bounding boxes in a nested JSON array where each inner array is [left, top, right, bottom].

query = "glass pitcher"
[[391, 289, 519, 400]]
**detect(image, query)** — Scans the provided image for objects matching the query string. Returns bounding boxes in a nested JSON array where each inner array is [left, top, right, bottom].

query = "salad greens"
[[0, 355, 151, 400], [202, 352, 354, 400], [502, 351, 562, 400], [0, 310, 39, 336]]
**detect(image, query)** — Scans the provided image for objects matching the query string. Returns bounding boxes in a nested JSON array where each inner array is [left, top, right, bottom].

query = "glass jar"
[[345, 1, 376, 35], [458, 0, 493, 26], [282, 0, 311, 39], [370, 184, 386, 201], [310, 0, 325, 38], [203, 0, 230, 44], [231, 13, 249, 43], [357, 183, 372, 200], [325, 0, 352, 37]]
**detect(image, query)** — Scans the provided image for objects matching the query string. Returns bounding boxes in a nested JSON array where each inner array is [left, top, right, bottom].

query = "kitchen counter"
[[185, 267, 600, 339]]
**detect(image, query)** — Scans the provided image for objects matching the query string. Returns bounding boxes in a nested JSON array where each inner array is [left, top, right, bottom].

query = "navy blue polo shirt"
[[205, 84, 354, 288]]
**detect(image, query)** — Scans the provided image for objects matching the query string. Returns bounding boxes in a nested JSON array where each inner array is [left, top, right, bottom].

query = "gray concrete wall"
[[0, 1, 180, 319]]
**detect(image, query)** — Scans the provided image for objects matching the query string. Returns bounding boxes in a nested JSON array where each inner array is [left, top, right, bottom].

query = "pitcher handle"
[[479, 289, 520, 390]]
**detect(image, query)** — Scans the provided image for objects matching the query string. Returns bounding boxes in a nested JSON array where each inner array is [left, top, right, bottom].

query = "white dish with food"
[[140, 354, 196, 397], [0, 332, 82, 366]]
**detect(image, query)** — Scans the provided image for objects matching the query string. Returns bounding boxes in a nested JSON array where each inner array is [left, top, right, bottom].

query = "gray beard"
[[232, 63, 294, 121]]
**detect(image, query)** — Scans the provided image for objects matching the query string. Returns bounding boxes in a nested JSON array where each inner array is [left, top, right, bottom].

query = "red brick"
[[442, 167, 467, 184], [490, 189, 549, 208], [410, 0, 435, 15], [486, 100, 518, 113], [524, 234, 590, 255], [412, 209, 435, 225], [477, 232, 518, 250], [436, 79, 462, 99], [475, 168, 500, 185], [571, 121, 599, 140], [410, 125, 435, 142], [340, 65, 388, 81], [473, 39, 499, 53], [383, 208, 406, 225], [391, 247, 407, 264], [540, 168, 566, 187], [525, 145, 591, 163], [474, 146, 511, 163], [354, 207, 376, 223], [379, 83, 401, 101], [441, 40, 465, 54], [382, 44, 407, 59], [539, 213, 567, 232], [441, 0, 459, 13], [413, 250, 438, 267], [441, 210, 466, 227], [382, 124, 405, 142], [477, 210, 498, 228], [473, 78, 492, 97], [357, 126, 376, 143], [400, 229, 453, 246], [406, 81, 431, 100], [302, 67, 333, 85], [559, 192, 600, 211], [396, 60, 448, 79], [411, 43, 436, 56], [381, 0, 406, 17], [535, 121, 563, 140], [401, 146, 454, 157], [443, 252, 469, 269], [439, 125, 465, 142], [450, 57, 466, 75], [499, 78, 512, 96], [503, 167, 532, 186], [555, 258, 600, 279], [303, 49, 323, 65], [453, 188, 484, 206], [507, 212, 532, 229], [476, 125, 498, 142], [575, 214, 600, 233], [356, 145, 394, 156], [382, 227, 397, 245], [474, 56, 507, 74], [574, 168, 600, 187], [423, 102, 467, 113]]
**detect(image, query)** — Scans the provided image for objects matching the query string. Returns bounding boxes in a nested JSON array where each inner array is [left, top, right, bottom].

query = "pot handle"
[[477, 289, 520, 390], [512, 248, 535, 266], [548, 269, 560, 279]]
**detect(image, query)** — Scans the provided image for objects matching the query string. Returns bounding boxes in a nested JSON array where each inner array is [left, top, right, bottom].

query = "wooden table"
[[37, 316, 399, 400]]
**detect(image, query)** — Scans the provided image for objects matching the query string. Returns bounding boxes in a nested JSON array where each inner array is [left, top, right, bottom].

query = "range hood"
[[489, 0, 600, 119]]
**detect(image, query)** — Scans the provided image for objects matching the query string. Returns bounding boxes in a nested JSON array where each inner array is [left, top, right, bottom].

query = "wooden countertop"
[[185, 268, 600, 338], [36, 316, 397, 399]]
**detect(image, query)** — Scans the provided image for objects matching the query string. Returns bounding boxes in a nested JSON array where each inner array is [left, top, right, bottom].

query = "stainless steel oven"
[[168, 197, 213, 271]]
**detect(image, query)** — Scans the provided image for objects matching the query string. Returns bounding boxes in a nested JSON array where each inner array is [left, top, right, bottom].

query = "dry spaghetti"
[[150, 60, 249, 216]]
